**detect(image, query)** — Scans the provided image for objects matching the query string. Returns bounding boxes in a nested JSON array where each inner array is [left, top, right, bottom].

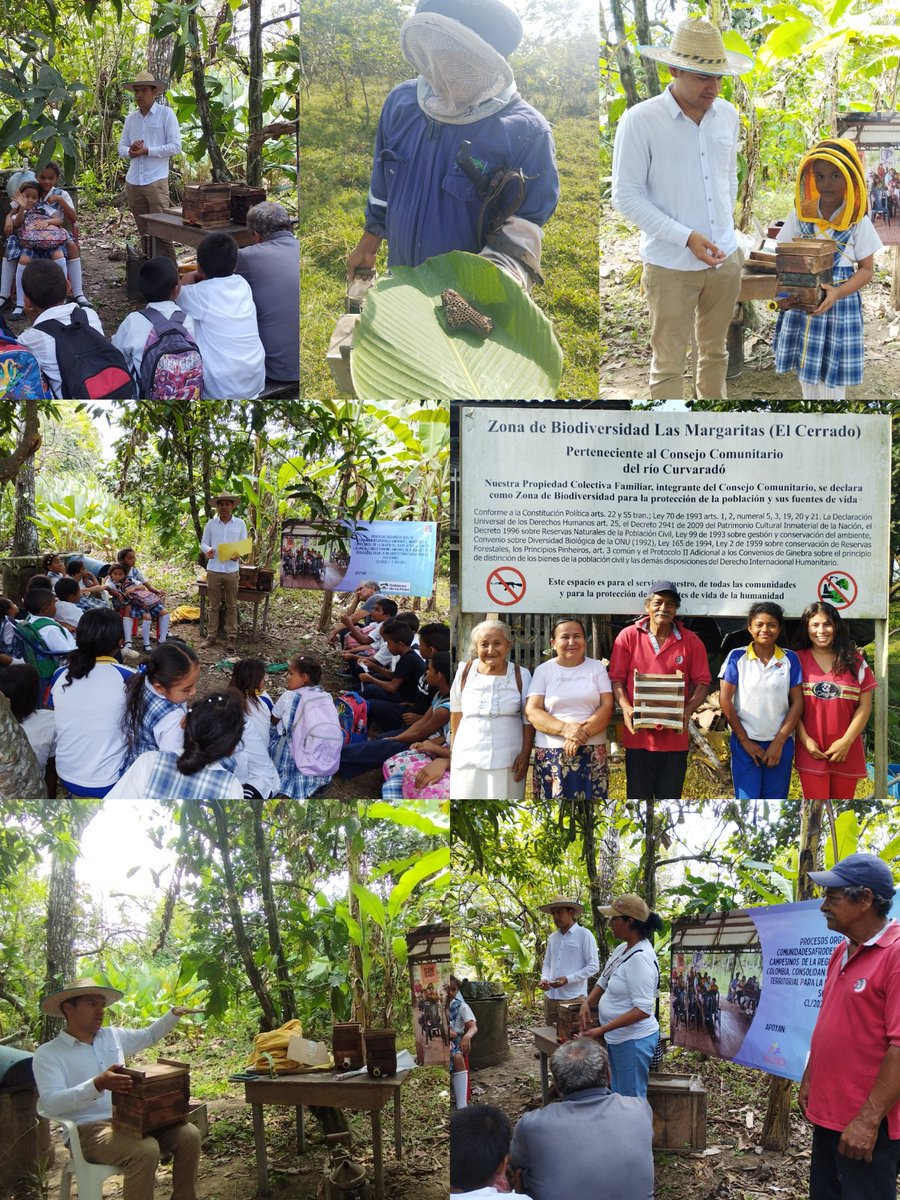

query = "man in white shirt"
[[32, 976, 201, 1200], [199, 491, 249, 653], [537, 894, 599, 1025], [118, 71, 183, 262], [611, 19, 753, 400]]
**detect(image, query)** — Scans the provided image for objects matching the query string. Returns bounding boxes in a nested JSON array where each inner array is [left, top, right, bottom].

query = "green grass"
[[301, 85, 599, 399]]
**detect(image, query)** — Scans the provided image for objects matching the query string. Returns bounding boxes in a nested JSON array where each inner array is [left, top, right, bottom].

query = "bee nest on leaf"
[[440, 288, 494, 337]]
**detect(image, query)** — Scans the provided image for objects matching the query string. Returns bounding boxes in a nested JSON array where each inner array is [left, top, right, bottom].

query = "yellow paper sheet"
[[216, 537, 252, 562]]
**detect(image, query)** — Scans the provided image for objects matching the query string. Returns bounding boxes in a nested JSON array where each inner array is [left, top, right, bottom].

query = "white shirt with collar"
[[112, 302, 195, 380], [118, 102, 182, 185], [200, 515, 249, 574], [541, 923, 600, 1000], [19, 303, 106, 399], [611, 84, 740, 271], [32, 1009, 179, 1124]]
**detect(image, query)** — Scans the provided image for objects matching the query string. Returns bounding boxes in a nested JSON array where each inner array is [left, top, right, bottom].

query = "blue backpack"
[[0, 316, 51, 399]]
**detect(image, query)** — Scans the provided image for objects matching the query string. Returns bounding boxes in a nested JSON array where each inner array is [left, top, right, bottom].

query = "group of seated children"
[[10, 233, 266, 401], [2, 164, 90, 313]]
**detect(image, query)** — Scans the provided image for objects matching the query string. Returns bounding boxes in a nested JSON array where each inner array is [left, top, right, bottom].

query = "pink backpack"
[[290, 687, 343, 776]]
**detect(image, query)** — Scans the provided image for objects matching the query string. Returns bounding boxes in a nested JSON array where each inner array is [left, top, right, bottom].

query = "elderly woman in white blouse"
[[449, 619, 533, 800]]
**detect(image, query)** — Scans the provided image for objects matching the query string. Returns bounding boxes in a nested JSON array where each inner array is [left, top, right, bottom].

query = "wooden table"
[[137, 209, 254, 258], [726, 266, 779, 377], [242, 1070, 410, 1199], [530, 1026, 559, 1106], [197, 581, 271, 639]]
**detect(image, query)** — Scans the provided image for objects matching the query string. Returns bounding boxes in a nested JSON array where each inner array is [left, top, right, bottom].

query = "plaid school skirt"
[[773, 264, 863, 387]]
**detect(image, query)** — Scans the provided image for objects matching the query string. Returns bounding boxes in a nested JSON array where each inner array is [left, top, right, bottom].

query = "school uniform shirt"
[[611, 86, 740, 271], [24, 614, 77, 654], [117, 102, 182, 186], [22, 708, 56, 772], [794, 648, 876, 778], [32, 1009, 180, 1123], [52, 599, 83, 629], [19, 303, 106, 399], [541, 924, 600, 1000], [200, 515, 249, 575], [271, 688, 301, 733], [245, 692, 274, 746], [718, 644, 802, 742], [608, 618, 711, 753], [450, 661, 532, 772], [380, 648, 426, 704], [776, 210, 883, 267], [597, 940, 660, 1045], [449, 997, 476, 1038], [48, 658, 134, 790], [112, 302, 195, 380], [106, 750, 243, 799], [175, 276, 266, 400], [527, 658, 613, 749], [240, 711, 281, 797]]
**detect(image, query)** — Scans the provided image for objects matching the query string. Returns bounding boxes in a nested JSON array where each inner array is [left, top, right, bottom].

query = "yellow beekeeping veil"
[[795, 138, 867, 231]]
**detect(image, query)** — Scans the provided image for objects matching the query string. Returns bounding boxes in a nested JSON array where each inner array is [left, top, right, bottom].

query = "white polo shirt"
[[541, 923, 600, 1000], [32, 1010, 179, 1124], [49, 658, 134, 789], [719, 644, 802, 741]]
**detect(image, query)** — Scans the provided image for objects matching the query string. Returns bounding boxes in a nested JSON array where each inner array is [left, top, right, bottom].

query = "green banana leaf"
[[350, 251, 563, 400]]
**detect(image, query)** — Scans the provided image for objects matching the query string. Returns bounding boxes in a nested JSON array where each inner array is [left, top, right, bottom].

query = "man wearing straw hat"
[[118, 70, 183, 263], [537, 894, 599, 1026], [200, 491, 248, 653], [611, 19, 753, 400], [31, 976, 201, 1200]]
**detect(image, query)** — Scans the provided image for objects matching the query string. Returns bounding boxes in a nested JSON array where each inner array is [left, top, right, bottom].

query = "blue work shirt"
[[364, 79, 560, 268]]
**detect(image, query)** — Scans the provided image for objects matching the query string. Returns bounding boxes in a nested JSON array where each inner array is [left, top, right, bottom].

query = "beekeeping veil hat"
[[796, 138, 868, 231], [401, 0, 521, 124]]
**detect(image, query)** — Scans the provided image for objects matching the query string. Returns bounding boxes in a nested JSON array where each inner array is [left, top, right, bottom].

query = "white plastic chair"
[[36, 1106, 119, 1200]]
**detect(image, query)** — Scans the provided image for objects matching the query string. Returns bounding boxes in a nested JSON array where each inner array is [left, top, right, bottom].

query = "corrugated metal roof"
[[670, 909, 760, 950]]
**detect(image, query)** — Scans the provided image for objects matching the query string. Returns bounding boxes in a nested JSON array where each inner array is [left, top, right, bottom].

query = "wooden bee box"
[[632, 671, 685, 731], [775, 238, 834, 311], [333, 1022, 365, 1071], [230, 185, 267, 224], [182, 184, 233, 228], [111, 1059, 190, 1137], [556, 1001, 598, 1043], [648, 1072, 707, 1152], [364, 1029, 397, 1078]]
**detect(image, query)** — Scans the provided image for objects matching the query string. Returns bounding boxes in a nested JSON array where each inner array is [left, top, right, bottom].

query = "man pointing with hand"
[[33, 976, 202, 1200], [611, 18, 753, 400]]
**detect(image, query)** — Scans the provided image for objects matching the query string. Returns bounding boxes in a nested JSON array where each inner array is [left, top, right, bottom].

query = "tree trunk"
[[0, 694, 45, 800], [632, 0, 659, 96], [735, 78, 760, 231], [41, 803, 98, 1042], [148, 3, 176, 87], [595, 798, 621, 969], [347, 832, 367, 1025], [153, 861, 184, 955], [608, 0, 640, 108], [250, 798, 297, 1022], [641, 801, 657, 910], [13, 450, 38, 557], [247, 0, 264, 186], [188, 11, 233, 182], [0, 403, 41, 489]]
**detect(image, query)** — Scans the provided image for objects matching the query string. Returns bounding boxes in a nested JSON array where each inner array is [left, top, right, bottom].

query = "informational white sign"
[[459, 408, 891, 618]]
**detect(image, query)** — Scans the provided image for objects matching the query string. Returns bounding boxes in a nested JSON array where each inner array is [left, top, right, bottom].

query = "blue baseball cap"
[[808, 853, 896, 900]]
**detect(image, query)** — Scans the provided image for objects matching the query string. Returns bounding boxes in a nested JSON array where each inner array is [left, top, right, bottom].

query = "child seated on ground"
[[52, 577, 84, 632], [6, 181, 68, 318], [270, 655, 342, 799], [358, 620, 426, 730], [0, 662, 57, 793], [17, 261, 107, 398], [0, 597, 20, 663], [67, 558, 110, 611], [175, 231, 266, 400], [120, 641, 200, 766], [22, 588, 77, 655], [111, 256, 202, 398], [107, 690, 245, 800], [228, 657, 281, 799], [42, 553, 66, 585], [104, 561, 170, 650], [340, 598, 397, 671]]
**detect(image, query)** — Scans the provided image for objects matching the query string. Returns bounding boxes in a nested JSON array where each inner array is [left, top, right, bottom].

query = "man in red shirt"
[[801, 853, 900, 1200], [608, 581, 710, 800]]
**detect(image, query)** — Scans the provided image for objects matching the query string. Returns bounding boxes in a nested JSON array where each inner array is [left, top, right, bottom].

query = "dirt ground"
[[599, 225, 900, 401], [470, 1011, 814, 1200]]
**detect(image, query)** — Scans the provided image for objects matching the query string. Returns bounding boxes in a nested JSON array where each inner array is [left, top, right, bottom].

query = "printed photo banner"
[[280, 520, 437, 596], [671, 890, 900, 1081]]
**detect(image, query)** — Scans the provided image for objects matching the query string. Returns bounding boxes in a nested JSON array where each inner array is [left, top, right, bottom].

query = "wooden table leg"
[[262, 592, 270, 633], [539, 1050, 549, 1106], [296, 1104, 305, 1153], [393, 1089, 402, 1158], [198, 591, 206, 637], [252, 598, 259, 638], [372, 1109, 384, 1200], [251, 1102, 270, 1195]]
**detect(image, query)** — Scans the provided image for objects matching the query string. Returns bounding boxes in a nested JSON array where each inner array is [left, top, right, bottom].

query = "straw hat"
[[212, 491, 240, 503], [640, 18, 753, 77], [125, 70, 162, 91], [597, 893, 650, 922], [41, 977, 123, 1017], [539, 894, 584, 916]]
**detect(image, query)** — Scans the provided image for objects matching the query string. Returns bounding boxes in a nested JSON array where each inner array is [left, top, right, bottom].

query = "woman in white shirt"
[[525, 618, 614, 800], [450, 620, 533, 800], [578, 893, 662, 1098]]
